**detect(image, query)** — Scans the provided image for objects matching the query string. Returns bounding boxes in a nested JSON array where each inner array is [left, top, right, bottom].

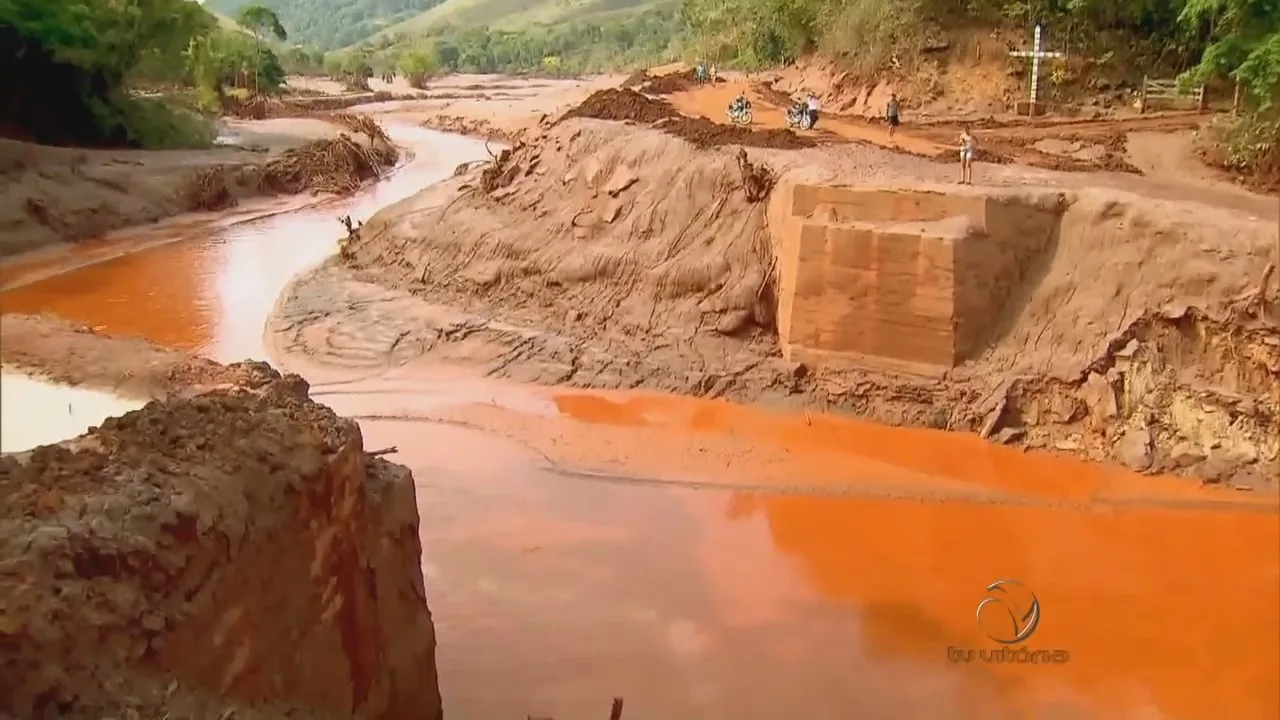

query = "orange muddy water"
[[2, 120, 1277, 720]]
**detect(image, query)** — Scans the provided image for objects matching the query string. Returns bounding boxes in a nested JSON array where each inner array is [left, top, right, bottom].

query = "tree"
[[1179, 0, 1280, 108], [397, 49, 441, 88], [236, 4, 287, 95]]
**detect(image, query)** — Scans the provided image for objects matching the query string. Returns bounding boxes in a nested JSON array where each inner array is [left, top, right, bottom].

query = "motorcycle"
[[727, 104, 753, 125], [786, 104, 814, 131]]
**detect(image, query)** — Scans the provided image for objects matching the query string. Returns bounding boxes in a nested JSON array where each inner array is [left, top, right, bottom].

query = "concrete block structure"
[[768, 185, 1063, 373]]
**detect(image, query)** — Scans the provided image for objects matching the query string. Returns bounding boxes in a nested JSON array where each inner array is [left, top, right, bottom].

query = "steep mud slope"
[[0, 358, 443, 719], [953, 194, 1280, 484], [339, 118, 798, 384], [296, 115, 1276, 487]]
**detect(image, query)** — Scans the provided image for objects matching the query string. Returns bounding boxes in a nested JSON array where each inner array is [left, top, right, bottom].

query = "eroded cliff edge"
[[0, 357, 442, 719]]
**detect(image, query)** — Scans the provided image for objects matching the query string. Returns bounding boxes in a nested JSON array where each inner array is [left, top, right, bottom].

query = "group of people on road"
[[722, 85, 978, 184]]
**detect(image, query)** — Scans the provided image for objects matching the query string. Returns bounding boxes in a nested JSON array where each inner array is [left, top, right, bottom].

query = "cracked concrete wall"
[[0, 364, 443, 720]]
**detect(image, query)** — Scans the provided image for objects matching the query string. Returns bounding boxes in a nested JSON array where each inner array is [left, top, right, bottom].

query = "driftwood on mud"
[[479, 137, 523, 194], [259, 133, 397, 195], [736, 148, 775, 202], [1226, 261, 1277, 325], [177, 119, 398, 211], [178, 166, 239, 211]]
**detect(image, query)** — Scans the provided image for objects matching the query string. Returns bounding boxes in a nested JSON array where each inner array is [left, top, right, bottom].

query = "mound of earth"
[[282, 118, 1277, 488], [562, 88, 814, 150], [620, 70, 650, 89], [638, 69, 699, 95], [561, 88, 679, 124], [0, 321, 443, 719]]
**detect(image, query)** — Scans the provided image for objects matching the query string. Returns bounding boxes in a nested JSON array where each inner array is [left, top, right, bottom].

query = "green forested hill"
[[369, 0, 659, 40], [204, 0, 448, 49]]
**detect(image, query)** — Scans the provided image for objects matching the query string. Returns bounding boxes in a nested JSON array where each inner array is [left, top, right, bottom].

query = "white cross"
[[1009, 24, 1064, 111]]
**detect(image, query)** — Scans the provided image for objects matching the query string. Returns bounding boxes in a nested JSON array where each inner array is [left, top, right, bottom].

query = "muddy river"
[[2, 120, 1277, 719]]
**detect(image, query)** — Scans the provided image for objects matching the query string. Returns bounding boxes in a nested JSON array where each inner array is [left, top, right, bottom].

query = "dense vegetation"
[[206, 0, 447, 50], [332, 4, 684, 79], [0, 0, 300, 148], [369, 0, 658, 40]]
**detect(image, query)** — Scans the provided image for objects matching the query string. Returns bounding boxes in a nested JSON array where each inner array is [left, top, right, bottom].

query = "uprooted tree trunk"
[[736, 148, 775, 202], [1227, 260, 1277, 325]]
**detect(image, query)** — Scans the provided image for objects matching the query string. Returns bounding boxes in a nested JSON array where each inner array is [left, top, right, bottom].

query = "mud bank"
[[277, 118, 1279, 489], [0, 115, 389, 258], [0, 318, 442, 719], [0, 314, 273, 397]]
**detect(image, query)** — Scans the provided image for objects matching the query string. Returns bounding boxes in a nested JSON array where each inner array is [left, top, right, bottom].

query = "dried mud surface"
[[0, 316, 443, 720], [274, 115, 1279, 490]]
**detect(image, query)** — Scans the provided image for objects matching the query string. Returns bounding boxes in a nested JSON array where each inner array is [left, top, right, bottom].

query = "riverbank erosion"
[[0, 317, 442, 719], [273, 109, 1279, 489], [0, 115, 398, 258]]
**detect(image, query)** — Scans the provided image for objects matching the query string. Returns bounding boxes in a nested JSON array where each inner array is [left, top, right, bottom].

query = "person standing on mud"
[[806, 92, 820, 128], [959, 126, 977, 184], [886, 92, 901, 138]]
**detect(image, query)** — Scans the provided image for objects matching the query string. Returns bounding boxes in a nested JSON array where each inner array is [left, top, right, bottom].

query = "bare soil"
[[363, 74, 621, 144], [0, 315, 442, 720], [0, 116, 354, 258], [275, 80, 1279, 489], [0, 313, 278, 397], [563, 88, 814, 150]]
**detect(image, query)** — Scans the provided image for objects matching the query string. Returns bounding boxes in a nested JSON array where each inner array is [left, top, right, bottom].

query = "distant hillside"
[[207, 7, 249, 32], [370, 0, 661, 40], [204, 0, 447, 49]]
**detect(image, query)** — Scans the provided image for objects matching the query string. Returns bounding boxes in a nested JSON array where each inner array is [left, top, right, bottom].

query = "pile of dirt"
[[561, 88, 679, 124], [638, 69, 698, 95], [562, 88, 814, 150], [342, 120, 786, 362], [620, 70, 650, 89], [661, 115, 816, 150], [0, 339, 443, 719]]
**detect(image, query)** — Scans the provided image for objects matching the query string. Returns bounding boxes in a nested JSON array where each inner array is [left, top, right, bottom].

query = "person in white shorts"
[[959, 126, 976, 184]]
